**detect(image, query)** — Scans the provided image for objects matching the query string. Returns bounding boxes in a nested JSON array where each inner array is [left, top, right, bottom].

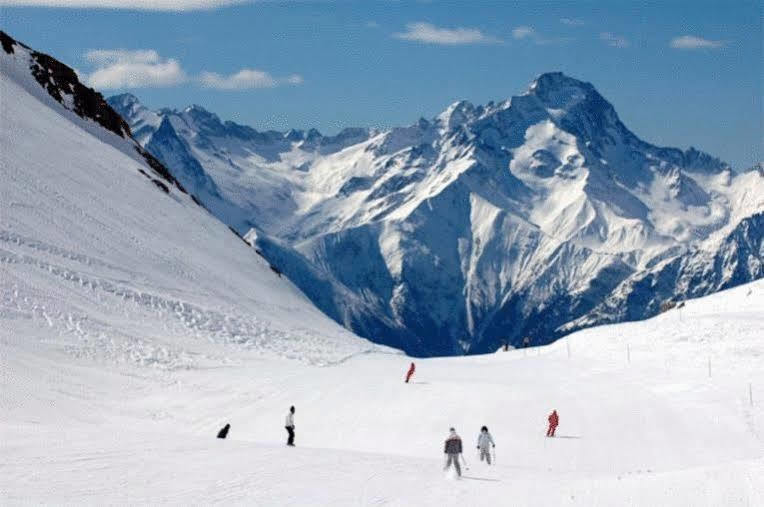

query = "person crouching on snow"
[[476, 426, 495, 464], [443, 427, 463, 476]]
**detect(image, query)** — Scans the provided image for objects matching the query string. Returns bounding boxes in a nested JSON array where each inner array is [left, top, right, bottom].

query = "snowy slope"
[[3, 30, 761, 507], [3, 277, 762, 505], [111, 73, 763, 356], [0, 31, 383, 367]]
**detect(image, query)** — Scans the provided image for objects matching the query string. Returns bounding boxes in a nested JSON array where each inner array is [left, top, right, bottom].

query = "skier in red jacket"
[[405, 362, 416, 383], [546, 409, 559, 437]]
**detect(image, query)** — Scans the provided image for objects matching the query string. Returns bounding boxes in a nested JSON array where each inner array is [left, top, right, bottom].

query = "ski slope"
[[1, 32, 763, 506], [0, 37, 383, 368], [2, 282, 763, 505]]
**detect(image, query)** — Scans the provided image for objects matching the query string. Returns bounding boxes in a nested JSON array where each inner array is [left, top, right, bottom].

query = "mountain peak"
[[527, 72, 598, 110], [437, 99, 476, 131], [184, 104, 213, 116], [528, 72, 593, 93], [109, 92, 142, 108]]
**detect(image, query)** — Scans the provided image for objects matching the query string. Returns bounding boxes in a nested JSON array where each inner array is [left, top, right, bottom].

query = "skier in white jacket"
[[476, 426, 495, 464], [285, 406, 296, 446]]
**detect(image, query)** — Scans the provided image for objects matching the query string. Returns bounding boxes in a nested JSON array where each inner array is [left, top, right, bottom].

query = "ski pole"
[[461, 454, 469, 470]]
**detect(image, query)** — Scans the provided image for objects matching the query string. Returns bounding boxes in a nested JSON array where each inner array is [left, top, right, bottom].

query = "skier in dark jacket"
[[217, 423, 230, 439], [443, 428, 463, 476]]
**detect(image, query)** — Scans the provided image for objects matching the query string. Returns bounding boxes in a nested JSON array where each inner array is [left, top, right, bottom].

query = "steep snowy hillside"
[[111, 73, 763, 356], [0, 31, 383, 367]]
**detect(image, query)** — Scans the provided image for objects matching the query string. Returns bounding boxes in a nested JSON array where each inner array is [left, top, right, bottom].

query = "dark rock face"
[[1, 31, 17, 54], [152, 179, 170, 193], [136, 146, 187, 194], [2, 30, 191, 198], [1, 31, 131, 139]]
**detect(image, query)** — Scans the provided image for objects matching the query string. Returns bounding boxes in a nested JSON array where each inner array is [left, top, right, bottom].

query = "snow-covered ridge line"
[[110, 64, 763, 356]]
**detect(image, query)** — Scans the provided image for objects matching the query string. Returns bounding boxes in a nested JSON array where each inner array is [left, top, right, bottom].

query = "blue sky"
[[2, 0, 761, 169]]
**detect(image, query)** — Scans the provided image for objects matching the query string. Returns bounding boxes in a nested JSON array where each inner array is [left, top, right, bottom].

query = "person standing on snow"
[[285, 406, 296, 446], [476, 426, 495, 464], [405, 362, 416, 383], [443, 428, 463, 476], [546, 409, 559, 437]]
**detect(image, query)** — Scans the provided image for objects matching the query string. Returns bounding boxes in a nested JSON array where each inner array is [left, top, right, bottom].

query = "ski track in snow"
[[0, 240, 331, 366], [2, 283, 764, 506]]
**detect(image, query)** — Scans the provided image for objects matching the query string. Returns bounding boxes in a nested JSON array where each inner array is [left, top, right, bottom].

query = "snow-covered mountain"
[[109, 75, 762, 356], [2, 33, 762, 504], [109, 72, 763, 356], [0, 31, 383, 366]]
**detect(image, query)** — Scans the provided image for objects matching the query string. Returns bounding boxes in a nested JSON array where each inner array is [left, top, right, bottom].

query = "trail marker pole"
[[626, 343, 631, 364], [750, 383, 754, 406]]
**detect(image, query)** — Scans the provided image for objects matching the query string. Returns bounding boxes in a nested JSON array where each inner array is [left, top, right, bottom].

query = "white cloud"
[[85, 49, 163, 66], [510, 26, 567, 45], [600, 32, 630, 48], [512, 26, 535, 40], [393, 22, 502, 45], [199, 69, 303, 90], [81, 49, 301, 91], [560, 18, 584, 26], [83, 49, 187, 89], [670, 35, 724, 49], [0, 0, 248, 11]]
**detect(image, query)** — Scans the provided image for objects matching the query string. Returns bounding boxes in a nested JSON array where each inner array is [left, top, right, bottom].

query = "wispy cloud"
[[670, 35, 725, 49], [560, 18, 584, 26], [200, 69, 303, 90], [393, 22, 502, 45], [600, 32, 629, 48], [512, 26, 535, 40], [511, 26, 568, 45], [84, 49, 187, 89], [0, 0, 248, 10]]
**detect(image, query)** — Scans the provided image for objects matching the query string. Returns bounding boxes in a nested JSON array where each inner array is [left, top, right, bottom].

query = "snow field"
[[2, 282, 763, 505]]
